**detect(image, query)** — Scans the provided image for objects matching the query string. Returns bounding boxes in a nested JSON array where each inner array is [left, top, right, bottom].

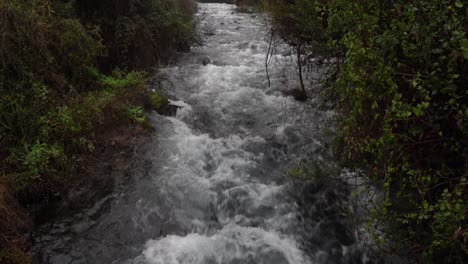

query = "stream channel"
[[33, 3, 368, 264]]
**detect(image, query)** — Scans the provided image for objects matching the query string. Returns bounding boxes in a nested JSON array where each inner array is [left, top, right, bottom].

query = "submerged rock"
[[158, 103, 182, 116], [281, 50, 292, 56], [282, 88, 308, 101], [201, 57, 211, 66]]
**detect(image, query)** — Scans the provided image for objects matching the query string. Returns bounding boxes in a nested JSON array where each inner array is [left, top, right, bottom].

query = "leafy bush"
[[0, 247, 30, 264], [260, 0, 327, 48], [2, 72, 146, 197], [76, 0, 198, 70], [329, 1, 467, 261], [0, 0, 151, 198], [126, 105, 146, 124], [99, 70, 146, 90], [13, 143, 66, 192]]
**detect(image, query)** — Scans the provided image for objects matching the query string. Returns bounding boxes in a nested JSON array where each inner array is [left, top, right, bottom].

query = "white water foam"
[[135, 225, 308, 264]]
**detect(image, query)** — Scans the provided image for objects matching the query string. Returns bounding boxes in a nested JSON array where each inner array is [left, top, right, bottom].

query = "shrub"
[[0, 0, 148, 197], [99, 70, 146, 90], [76, 0, 198, 70], [126, 105, 146, 124], [0, 247, 30, 264], [328, 1, 467, 261], [13, 143, 66, 192]]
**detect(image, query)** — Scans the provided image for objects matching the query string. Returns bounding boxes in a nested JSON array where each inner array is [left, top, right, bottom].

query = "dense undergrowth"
[[263, 0, 467, 262], [0, 0, 196, 262]]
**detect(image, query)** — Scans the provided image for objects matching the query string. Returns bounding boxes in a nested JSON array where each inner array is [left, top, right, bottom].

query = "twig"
[[265, 29, 274, 87]]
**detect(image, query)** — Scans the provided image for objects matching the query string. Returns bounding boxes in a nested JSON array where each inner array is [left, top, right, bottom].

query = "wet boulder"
[[282, 88, 308, 101], [281, 50, 292, 56], [147, 92, 182, 116], [201, 57, 211, 66], [158, 103, 182, 116]]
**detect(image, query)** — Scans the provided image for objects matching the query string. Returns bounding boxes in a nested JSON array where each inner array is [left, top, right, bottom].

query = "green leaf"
[[461, 38, 468, 59]]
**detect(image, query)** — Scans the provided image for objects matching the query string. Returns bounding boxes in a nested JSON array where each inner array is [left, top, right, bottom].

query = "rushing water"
[[33, 4, 367, 264]]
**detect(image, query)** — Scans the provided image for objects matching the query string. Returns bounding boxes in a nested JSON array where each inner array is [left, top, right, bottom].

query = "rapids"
[[33, 4, 367, 264]]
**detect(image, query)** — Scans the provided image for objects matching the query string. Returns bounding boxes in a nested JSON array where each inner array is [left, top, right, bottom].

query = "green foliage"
[[329, 2, 467, 260], [76, 0, 198, 70], [286, 163, 309, 180], [262, 0, 331, 55], [266, 0, 467, 262], [126, 105, 146, 124], [149, 92, 169, 110], [0, 0, 150, 197], [286, 160, 338, 182], [49, 18, 103, 83], [0, 0, 103, 94], [13, 142, 66, 192], [235, 0, 259, 13], [0, 0, 196, 259], [99, 70, 146, 90], [2, 70, 146, 196], [0, 247, 30, 264]]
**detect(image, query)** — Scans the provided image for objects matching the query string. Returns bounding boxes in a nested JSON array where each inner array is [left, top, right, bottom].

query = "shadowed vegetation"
[[0, 0, 196, 261], [264, 0, 467, 262]]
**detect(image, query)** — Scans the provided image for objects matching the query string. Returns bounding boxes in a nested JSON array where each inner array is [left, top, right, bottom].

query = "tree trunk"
[[296, 45, 306, 95]]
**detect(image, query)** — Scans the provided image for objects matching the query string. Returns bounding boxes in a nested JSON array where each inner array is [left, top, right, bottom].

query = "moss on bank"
[[149, 92, 169, 111]]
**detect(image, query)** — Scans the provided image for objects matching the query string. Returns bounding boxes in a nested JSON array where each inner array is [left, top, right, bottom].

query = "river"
[[33, 3, 366, 264]]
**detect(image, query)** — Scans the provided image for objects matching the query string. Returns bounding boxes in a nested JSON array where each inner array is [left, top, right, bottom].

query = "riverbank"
[[263, 0, 467, 262], [0, 0, 197, 262], [1, 121, 151, 263]]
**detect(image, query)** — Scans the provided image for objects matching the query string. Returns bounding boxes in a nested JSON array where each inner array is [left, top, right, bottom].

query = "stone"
[[281, 50, 292, 56], [159, 103, 182, 116], [201, 57, 211, 66], [282, 88, 308, 101]]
